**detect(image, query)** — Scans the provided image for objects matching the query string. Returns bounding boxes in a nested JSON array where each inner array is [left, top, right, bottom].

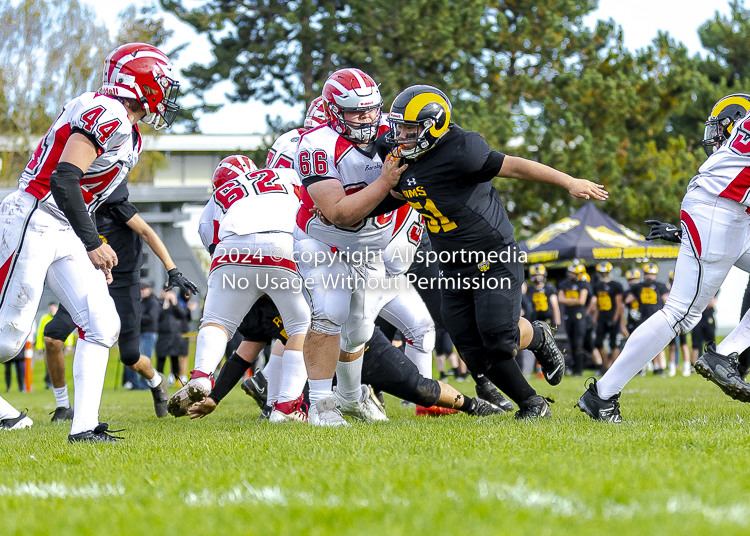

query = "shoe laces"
[[93, 423, 125, 440]]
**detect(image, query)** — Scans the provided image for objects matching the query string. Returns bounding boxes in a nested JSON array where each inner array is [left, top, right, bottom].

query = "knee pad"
[[118, 330, 141, 367], [404, 325, 436, 354], [482, 329, 519, 360], [341, 321, 375, 353], [0, 331, 25, 363], [79, 292, 120, 348]]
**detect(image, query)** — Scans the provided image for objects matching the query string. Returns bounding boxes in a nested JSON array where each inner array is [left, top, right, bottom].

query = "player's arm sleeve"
[[198, 202, 217, 253], [459, 132, 505, 185], [49, 162, 103, 251]]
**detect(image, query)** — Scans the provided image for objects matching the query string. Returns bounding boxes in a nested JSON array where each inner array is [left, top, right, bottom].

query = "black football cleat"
[[531, 321, 565, 386], [0, 411, 33, 430], [514, 395, 552, 420], [466, 397, 505, 416], [150, 373, 170, 418], [49, 406, 74, 422], [577, 378, 622, 423], [241, 372, 268, 409], [694, 342, 750, 402], [475, 381, 514, 412], [257, 404, 272, 422], [68, 423, 124, 444]]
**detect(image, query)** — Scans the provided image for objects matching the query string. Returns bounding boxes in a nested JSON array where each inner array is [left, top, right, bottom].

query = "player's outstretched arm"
[[50, 132, 118, 271], [126, 213, 199, 295], [307, 156, 408, 227], [498, 156, 608, 201]]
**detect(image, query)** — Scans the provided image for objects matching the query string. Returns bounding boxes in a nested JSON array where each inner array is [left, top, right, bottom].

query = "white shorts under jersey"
[[203, 168, 299, 255], [692, 109, 750, 205], [294, 123, 395, 253], [18, 92, 140, 220]]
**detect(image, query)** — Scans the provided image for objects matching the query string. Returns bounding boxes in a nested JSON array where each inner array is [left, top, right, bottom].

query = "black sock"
[[739, 348, 750, 368], [485, 359, 536, 404], [459, 396, 473, 412], [527, 324, 545, 352], [209, 352, 251, 403], [452, 367, 460, 377], [156, 357, 166, 374], [472, 372, 490, 386]]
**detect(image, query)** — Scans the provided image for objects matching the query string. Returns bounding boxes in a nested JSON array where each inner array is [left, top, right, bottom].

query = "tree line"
[[1, 0, 748, 237]]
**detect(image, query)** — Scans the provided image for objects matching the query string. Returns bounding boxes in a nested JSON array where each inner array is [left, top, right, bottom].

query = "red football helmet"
[[212, 155, 258, 190], [321, 68, 382, 143], [100, 43, 180, 130], [303, 96, 326, 129]]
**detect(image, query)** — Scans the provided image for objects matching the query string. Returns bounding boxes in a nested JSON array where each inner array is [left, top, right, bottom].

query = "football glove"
[[165, 268, 200, 295], [645, 220, 682, 243]]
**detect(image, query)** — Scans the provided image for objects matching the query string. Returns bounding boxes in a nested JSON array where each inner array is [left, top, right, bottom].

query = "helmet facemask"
[[327, 102, 382, 144], [702, 116, 733, 157], [141, 73, 180, 131], [387, 118, 436, 158]]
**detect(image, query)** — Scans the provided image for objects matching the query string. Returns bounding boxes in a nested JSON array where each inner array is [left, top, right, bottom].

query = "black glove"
[[645, 220, 682, 243], [165, 268, 200, 295]]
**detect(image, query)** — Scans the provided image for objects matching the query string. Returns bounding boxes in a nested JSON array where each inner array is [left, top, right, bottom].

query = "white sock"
[[277, 350, 307, 403], [405, 344, 433, 379], [308, 378, 333, 406], [597, 312, 675, 399], [263, 353, 283, 405], [336, 356, 363, 402], [70, 339, 110, 435], [147, 373, 162, 389], [194, 325, 229, 377], [53, 386, 70, 408], [0, 396, 21, 420]]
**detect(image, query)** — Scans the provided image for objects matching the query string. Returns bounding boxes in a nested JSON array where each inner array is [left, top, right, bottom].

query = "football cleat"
[[68, 423, 123, 443], [514, 395, 553, 420], [415, 405, 458, 417], [241, 372, 268, 409], [269, 395, 308, 423], [371, 386, 386, 409], [150, 373, 170, 418], [49, 406, 74, 422], [333, 385, 389, 422], [576, 378, 622, 423], [257, 404, 272, 422], [0, 411, 33, 430], [531, 321, 565, 385], [694, 342, 750, 402], [167, 379, 210, 417], [308, 397, 349, 427], [466, 397, 505, 416], [475, 381, 514, 412]]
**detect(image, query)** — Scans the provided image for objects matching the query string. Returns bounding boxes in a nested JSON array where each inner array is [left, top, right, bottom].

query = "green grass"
[[2, 356, 750, 536]]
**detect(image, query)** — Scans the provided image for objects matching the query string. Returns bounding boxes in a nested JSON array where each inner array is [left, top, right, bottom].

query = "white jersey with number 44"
[[18, 92, 141, 220], [209, 167, 299, 242]]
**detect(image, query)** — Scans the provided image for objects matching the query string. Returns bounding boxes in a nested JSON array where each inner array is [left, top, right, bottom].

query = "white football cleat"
[[333, 385, 389, 422], [308, 397, 349, 427], [167, 378, 210, 417], [0, 412, 33, 430]]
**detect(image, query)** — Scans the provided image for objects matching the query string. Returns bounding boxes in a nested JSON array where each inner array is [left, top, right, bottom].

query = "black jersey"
[[528, 283, 558, 323], [593, 280, 624, 321], [558, 278, 591, 316], [95, 182, 142, 287], [380, 125, 512, 258], [628, 280, 668, 320]]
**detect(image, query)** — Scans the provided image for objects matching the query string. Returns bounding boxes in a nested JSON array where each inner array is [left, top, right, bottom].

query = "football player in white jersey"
[[0, 43, 180, 441], [265, 96, 327, 171], [168, 156, 311, 421], [293, 68, 408, 426], [578, 93, 750, 422]]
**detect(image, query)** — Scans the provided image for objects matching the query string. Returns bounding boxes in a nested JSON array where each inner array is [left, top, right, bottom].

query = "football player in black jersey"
[[558, 263, 591, 376], [590, 262, 624, 372], [43, 182, 198, 420], [377, 85, 607, 418], [624, 263, 669, 375], [527, 264, 561, 328]]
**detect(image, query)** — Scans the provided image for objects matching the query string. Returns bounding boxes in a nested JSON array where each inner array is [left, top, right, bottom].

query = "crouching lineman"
[[0, 43, 181, 441], [167, 157, 310, 417]]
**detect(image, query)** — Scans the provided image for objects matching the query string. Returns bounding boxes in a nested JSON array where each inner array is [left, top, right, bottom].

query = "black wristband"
[[208, 352, 251, 402], [49, 162, 103, 251]]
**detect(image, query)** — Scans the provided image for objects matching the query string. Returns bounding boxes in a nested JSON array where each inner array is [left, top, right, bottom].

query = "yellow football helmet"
[[387, 85, 451, 158], [578, 273, 591, 282], [568, 262, 586, 275], [596, 262, 613, 273], [625, 268, 641, 280], [703, 93, 750, 157], [644, 263, 659, 275]]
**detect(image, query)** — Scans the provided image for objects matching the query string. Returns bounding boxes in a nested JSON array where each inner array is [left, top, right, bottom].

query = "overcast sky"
[[80, 0, 735, 134]]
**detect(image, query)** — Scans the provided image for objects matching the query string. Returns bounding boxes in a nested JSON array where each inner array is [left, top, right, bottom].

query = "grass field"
[[2, 354, 750, 536]]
